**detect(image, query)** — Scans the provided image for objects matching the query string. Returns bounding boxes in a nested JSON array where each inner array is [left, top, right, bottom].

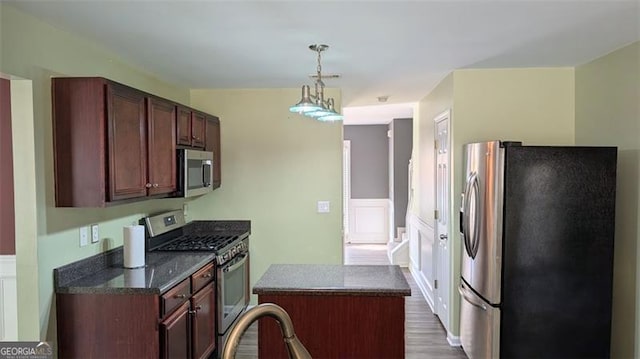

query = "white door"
[[434, 110, 451, 329], [343, 140, 351, 244]]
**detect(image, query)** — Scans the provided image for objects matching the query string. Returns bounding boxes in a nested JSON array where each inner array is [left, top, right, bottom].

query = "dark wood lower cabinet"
[[56, 293, 160, 359], [258, 294, 405, 359], [56, 262, 216, 359], [191, 284, 216, 359], [161, 301, 191, 359]]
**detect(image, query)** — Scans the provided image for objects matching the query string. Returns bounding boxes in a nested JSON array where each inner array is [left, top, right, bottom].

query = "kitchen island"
[[253, 264, 411, 359]]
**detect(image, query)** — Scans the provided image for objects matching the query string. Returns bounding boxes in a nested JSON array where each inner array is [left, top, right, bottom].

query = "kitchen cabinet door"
[[147, 97, 177, 196], [191, 112, 206, 149], [205, 116, 221, 189], [107, 83, 148, 201], [191, 284, 216, 359], [177, 106, 192, 146], [161, 300, 191, 359]]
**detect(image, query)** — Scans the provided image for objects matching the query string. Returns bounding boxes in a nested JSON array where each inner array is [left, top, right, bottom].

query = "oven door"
[[217, 253, 249, 334]]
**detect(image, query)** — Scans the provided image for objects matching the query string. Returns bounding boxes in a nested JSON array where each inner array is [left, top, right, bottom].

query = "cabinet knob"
[[202, 273, 212, 278], [153, 183, 159, 188], [195, 305, 202, 311], [145, 183, 152, 188]]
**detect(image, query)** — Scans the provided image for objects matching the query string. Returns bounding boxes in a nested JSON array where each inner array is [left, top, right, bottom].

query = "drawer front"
[[161, 278, 191, 317], [191, 262, 215, 293]]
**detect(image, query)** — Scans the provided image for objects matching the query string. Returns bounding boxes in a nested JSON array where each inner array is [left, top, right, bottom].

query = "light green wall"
[[448, 67, 576, 335], [413, 68, 576, 336], [189, 88, 344, 303], [10, 78, 40, 340], [1, 3, 191, 343], [415, 73, 453, 224], [575, 41, 640, 358]]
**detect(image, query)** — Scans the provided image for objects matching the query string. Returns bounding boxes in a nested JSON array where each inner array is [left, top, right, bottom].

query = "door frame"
[[343, 140, 351, 245], [433, 109, 452, 330]]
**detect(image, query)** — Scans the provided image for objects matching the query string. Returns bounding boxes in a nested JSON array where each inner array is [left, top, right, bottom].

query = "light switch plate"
[[317, 201, 330, 213], [91, 224, 99, 243], [79, 227, 89, 247]]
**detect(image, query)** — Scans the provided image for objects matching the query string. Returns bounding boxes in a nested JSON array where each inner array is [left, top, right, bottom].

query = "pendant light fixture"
[[289, 44, 343, 122]]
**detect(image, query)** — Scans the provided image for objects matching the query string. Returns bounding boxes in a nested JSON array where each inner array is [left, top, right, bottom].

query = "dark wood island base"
[[253, 264, 411, 359]]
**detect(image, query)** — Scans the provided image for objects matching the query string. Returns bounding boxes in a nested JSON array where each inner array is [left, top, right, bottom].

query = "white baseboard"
[[409, 264, 435, 313], [447, 331, 461, 347], [0, 255, 17, 341]]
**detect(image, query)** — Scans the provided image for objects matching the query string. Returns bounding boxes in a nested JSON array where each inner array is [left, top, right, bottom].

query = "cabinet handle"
[[145, 183, 152, 188], [173, 294, 186, 299], [202, 273, 212, 278], [188, 310, 197, 315], [195, 305, 202, 311]]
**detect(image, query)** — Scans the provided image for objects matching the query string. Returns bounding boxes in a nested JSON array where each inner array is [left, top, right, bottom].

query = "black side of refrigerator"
[[500, 146, 617, 358]]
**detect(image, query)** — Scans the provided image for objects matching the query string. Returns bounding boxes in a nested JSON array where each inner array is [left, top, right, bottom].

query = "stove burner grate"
[[156, 234, 240, 252]]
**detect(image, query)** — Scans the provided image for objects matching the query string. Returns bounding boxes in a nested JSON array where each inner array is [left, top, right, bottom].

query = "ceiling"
[[7, 1, 639, 125]]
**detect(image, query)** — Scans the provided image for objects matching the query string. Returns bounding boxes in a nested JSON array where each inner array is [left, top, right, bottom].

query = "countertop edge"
[[253, 288, 411, 296]]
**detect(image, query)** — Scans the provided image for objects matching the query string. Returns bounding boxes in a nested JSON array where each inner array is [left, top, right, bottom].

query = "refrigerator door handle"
[[469, 174, 481, 258], [458, 283, 487, 311], [463, 172, 479, 258], [462, 175, 473, 257]]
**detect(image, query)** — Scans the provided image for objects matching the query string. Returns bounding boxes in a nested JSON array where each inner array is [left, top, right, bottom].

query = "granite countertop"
[[56, 251, 215, 295], [55, 219, 251, 295], [253, 264, 411, 296]]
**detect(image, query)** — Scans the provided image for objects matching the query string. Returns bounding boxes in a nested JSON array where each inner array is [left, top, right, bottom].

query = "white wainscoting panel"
[[408, 214, 435, 312], [348, 199, 389, 244], [0, 255, 17, 340]]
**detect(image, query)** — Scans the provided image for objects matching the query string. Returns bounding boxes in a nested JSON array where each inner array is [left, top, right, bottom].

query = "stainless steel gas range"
[[143, 210, 250, 356]]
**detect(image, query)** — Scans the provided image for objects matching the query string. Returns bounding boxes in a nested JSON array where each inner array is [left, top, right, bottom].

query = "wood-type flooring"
[[232, 244, 467, 358]]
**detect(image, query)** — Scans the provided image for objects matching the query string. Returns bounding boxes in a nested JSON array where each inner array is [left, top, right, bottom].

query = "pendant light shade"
[[289, 44, 342, 122], [289, 85, 322, 114]]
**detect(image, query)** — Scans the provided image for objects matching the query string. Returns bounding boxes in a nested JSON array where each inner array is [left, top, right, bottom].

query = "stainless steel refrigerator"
[[459, 141, 616, 359]]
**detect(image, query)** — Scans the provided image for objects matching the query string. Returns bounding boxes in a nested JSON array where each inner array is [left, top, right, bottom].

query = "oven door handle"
[[223, 254, 248, 273]]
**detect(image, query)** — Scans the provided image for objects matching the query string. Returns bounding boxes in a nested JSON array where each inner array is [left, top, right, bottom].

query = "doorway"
[[434, 110, 451, 329]]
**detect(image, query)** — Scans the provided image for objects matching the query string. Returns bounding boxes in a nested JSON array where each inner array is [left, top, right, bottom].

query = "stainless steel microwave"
[[177, 149, 214, 197]]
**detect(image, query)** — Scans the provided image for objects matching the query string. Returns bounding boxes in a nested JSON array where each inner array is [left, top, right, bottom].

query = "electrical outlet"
[[91, 224, 99, 243], [79, 227, 89, 247], [317, 201, 330, 213]]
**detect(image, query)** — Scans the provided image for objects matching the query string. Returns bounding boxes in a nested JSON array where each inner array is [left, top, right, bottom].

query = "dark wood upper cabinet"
[[107, 83, 148, 201], [191, 112, 206, 148], [205, 116, 221, 189], [147, 97, 177, 196], [176, 106, 206, 149], [177, 106, 193, 146], [52, 77, 221, 207]]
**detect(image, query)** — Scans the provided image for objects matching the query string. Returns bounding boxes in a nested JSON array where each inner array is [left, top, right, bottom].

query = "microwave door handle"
[[202, 161, 212, 187], [223, 254, 248, 273]]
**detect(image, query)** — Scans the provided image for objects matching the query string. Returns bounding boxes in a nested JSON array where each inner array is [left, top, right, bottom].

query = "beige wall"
[[415, 73, 453, 225], [1, 3, 191, 343], [448, 67, 576, 335], [413, 68, 576, 336], [189, 88, 344, 304], [575, 41, 639, 358]]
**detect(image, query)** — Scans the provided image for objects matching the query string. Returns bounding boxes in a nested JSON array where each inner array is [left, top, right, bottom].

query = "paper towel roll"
[[123, 225, 145, 268], [124, 267, 146, 287]]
